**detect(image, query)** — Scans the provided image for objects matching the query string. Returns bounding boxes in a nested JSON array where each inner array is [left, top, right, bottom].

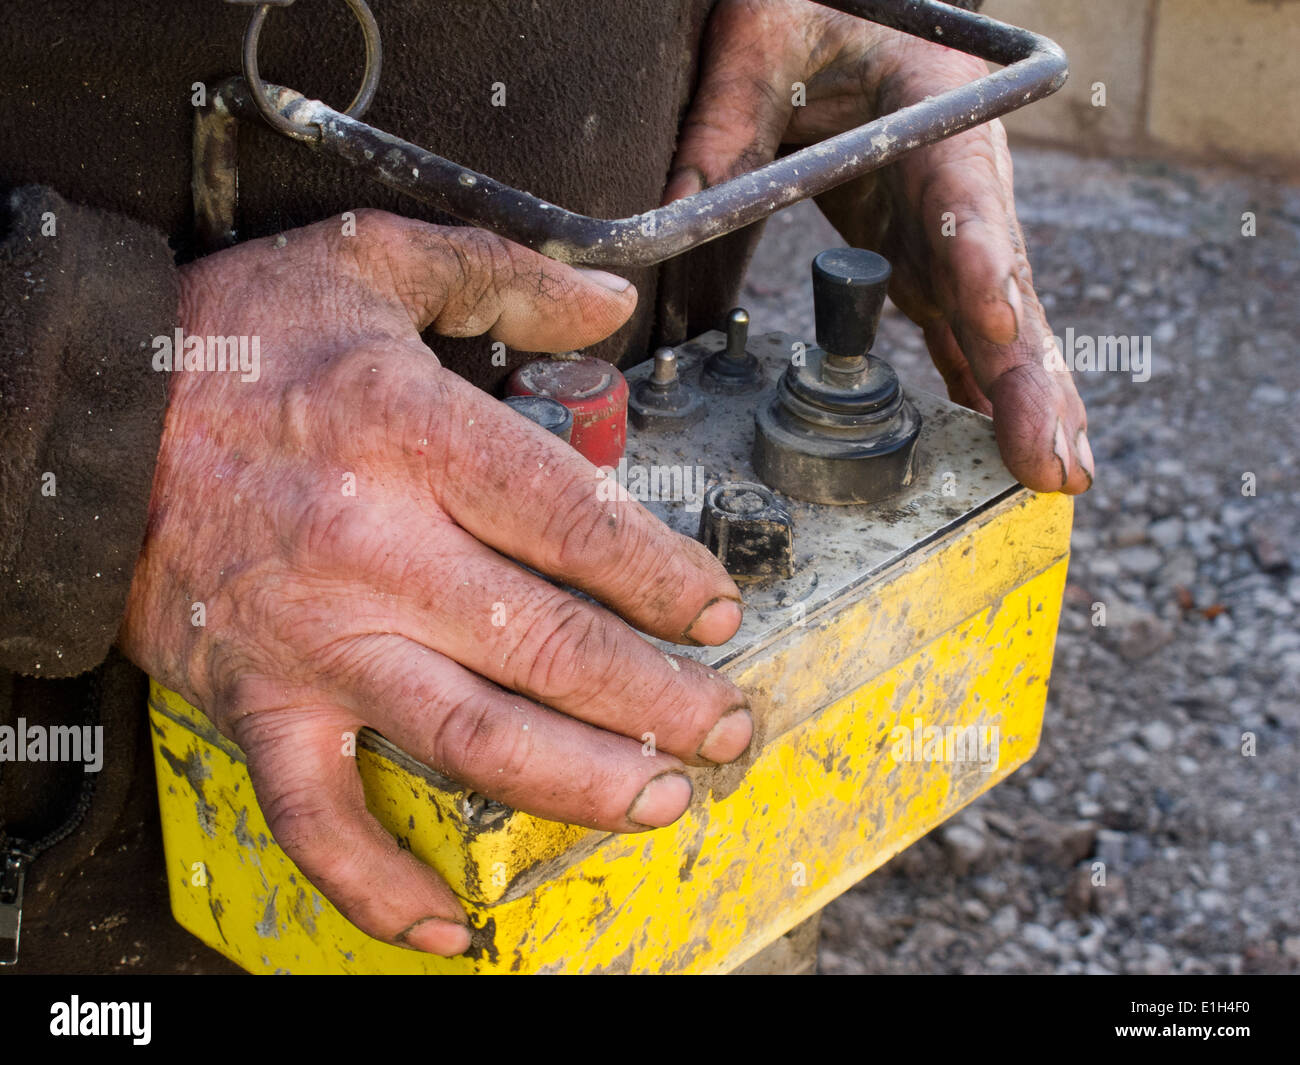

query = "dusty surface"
[[741, 148, 1299, 976]]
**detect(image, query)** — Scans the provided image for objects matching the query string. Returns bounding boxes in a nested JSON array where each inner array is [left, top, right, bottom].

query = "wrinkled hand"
[[666, 0, 1092, 493], [119, 211, 752, 955]]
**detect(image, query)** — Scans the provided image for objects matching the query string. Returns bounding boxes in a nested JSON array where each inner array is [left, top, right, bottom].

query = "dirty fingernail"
[[1075, 428, 1095, 484], [663, 168, 704, 203], [1003, 275, 1023, 342], [1052, 418, 1071, 488], [1071, 426, 1092, 488], [682, 596, 743, 645], [397, 917, 472, 955], [627, 772, 693, 829], [575, 267, 632, 292], [697, 707, 754, 764]]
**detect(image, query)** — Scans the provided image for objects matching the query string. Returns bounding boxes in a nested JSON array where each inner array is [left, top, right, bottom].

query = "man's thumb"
[[370, 214, 638, 352]]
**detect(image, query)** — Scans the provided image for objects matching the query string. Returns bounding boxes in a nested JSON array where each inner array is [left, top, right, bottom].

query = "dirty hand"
[[666, 0, 1092, 493], [118, 211, 751, 955]]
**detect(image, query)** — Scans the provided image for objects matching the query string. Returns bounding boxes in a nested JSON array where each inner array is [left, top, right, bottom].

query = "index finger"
[[413, 371, 744, 646], [901, 130, 1092, 494]]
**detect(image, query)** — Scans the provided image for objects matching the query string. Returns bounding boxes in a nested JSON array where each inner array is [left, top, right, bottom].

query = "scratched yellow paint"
[[149, 489, 1071, 973]]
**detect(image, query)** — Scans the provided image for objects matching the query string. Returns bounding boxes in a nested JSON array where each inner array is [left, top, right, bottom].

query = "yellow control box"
[[149, 328, 1071, 974]]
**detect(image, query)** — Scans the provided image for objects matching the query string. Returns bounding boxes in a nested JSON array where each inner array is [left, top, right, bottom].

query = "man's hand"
[[666, 0, 1092, 493], [119, 211, 752, 955]]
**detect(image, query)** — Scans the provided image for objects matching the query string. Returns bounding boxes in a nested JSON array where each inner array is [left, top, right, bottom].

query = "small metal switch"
[[701, 308, 764, 393], [629, 348, 707, 431]]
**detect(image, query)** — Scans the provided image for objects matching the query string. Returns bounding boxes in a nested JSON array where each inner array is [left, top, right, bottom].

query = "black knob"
[[697, 482, 794, 580], [812, 248, 891, 359], [504, 394, 574, 442]]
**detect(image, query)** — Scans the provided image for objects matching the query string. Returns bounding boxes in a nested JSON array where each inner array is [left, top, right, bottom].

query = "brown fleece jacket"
[[0, 0, 981, 973], [0, 187, 176, 675]]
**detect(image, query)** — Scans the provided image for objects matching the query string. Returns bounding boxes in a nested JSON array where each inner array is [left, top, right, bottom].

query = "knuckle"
[[639, 666, 715, 745], [429, 691, 532, 780], [530, 472, 720, 629], [326, 208, 399, 275], [261, 785, 356, 883], [317, 343, 394, 411], [511, 597, 619, 705], [542, 471, 624, 577], [343, 208, 406, 258], [289, 496, 355, 566], [542, 478, 714, 626], [602, 521, 692, 623], [351, 206, 396, 234], [991, 361, 1054, 417], [286, 494, 390, 574], [235, 715, 367, 887], [553, 758, 633, 827], [321, 343, 453, 457], [428, 230, 515, 336]]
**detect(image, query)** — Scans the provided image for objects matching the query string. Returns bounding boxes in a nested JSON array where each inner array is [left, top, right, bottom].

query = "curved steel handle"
[[198, 0, 1066, 266]]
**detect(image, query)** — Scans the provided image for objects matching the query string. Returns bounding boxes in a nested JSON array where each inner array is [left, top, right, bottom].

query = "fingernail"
[[1003, 275, 1023, 343], [682, 596, 743, 645], [697, 707, 754, 764], [1052, 418, 1071, 489], [663, 168, 704, 203], [574, 267, 632, 292], [1075, 428, 1095, 486], [627, 771, 693, 829], [397, 917, 472, 956]]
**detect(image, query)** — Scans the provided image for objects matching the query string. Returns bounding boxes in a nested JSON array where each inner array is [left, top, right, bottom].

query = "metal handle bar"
[[198, 0, 1066, 266]]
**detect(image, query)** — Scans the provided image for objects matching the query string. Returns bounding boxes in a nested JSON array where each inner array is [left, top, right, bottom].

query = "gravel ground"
[[743, 147, 1300, 976]]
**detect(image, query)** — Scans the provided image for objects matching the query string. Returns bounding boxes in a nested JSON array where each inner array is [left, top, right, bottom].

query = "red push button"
[[505, 356, 629, 468]]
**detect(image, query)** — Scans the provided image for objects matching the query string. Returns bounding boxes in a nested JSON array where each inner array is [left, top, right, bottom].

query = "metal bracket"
[[196, 0, 1067, 263]]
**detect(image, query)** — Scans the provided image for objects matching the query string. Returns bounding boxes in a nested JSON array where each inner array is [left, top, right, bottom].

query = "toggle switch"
[[701, 308, 764, 393], [628, 348, 707, 431]]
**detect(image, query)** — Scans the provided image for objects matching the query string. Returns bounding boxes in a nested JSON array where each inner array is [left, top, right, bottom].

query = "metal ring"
[[240, 0, 382, 143]]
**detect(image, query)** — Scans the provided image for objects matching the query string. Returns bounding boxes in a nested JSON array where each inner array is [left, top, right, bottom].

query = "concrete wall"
[[984, 0, 1300, 175]]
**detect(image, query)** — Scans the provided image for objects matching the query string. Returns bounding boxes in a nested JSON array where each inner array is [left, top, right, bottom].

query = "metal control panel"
[[624, 329, 1021, 665]]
